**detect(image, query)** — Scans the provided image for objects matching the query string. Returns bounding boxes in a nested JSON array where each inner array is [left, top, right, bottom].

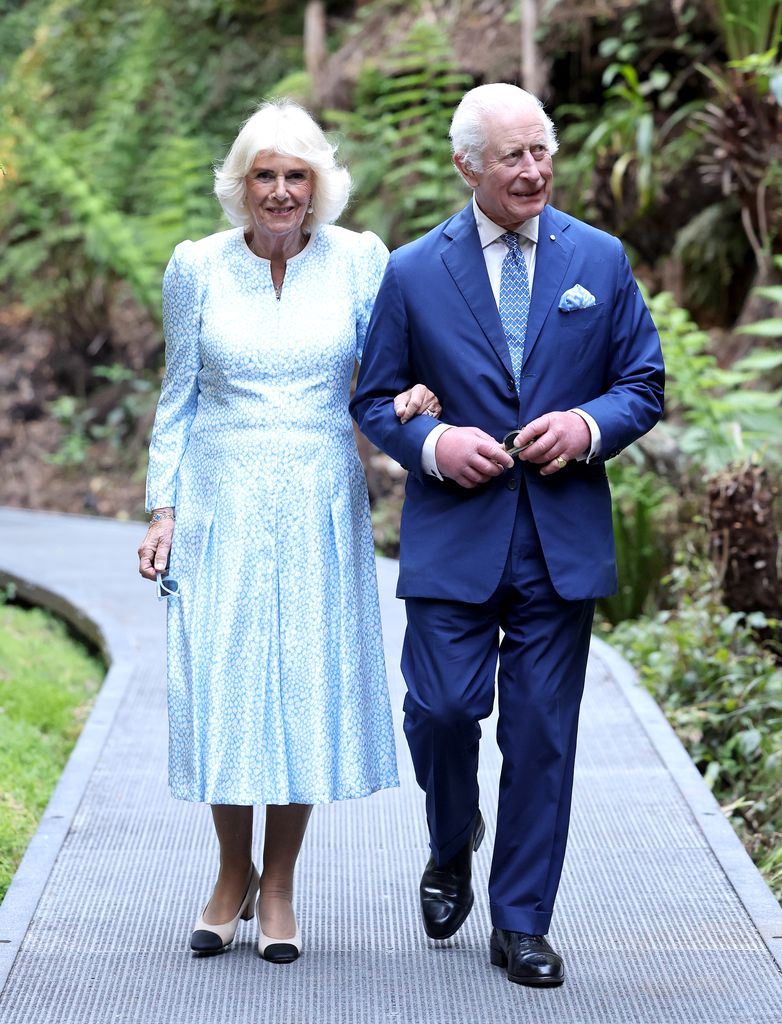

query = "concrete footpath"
[[0, 506, 780, 1023]]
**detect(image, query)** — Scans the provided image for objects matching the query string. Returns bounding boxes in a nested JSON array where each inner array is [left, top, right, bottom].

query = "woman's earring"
[[307, 204, 314, 213]]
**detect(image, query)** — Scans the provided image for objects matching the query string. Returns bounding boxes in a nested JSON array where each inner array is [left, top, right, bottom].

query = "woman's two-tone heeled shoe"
[[190, 865, 260, 954], [256, 896, 302, 963]]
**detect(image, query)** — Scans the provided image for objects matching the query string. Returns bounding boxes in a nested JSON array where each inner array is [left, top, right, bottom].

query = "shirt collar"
[[472, 194, 539, 250]]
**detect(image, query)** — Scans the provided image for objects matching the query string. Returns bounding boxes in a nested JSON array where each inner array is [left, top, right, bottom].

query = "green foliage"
[[694, 5, 782, 270], [47, 396, 94, 466], [328, 20, 471, 246], [598, 282, 782, 625], [610, 552, 782, 901], [599, 461, 674, 625], [737, 255, 782, 340], [593, 0, 702, 76], [0, 0, 306, 343], [648, 290, 782, 473], [1, 2, 216, 324], [672, 200, 753, 319], [713, 0, 782, 63], [0, 602, 103, 900], [47, 363, 158, 467], [555, 73, 704, 227]]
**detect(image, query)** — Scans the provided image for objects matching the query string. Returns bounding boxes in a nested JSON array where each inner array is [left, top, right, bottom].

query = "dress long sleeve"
[[145, 241, 203, 511], [354, 231, 389, 363]]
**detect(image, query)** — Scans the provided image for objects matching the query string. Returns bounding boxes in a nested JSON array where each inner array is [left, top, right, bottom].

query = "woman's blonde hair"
[[214, 100, 351, 233]]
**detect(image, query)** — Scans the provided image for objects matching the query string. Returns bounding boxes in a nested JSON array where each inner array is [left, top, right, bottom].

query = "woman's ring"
[[424, 408, 437, 417], [556, 455, 567, 468]]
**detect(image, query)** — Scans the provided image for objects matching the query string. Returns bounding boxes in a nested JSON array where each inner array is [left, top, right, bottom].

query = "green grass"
[[0, 602, 104, 901]]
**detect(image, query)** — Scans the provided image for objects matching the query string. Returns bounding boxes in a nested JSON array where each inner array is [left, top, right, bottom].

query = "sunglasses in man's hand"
[[503, 430, 538, 458]]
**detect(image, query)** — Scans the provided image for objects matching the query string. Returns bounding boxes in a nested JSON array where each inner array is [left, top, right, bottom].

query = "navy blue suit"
[[351, 202, 664, 934]]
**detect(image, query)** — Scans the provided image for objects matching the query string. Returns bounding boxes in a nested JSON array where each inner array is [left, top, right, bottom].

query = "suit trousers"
[[401, 477, 595, 935]]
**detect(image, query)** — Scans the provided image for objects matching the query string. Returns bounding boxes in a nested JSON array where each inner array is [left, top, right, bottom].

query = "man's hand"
[[394, 383, 442, 423], [435, 426, 513, 488], [512, 411, 590, 476]]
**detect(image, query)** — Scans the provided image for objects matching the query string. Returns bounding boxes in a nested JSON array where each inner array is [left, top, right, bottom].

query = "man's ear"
[[453, 152, 479, 189]]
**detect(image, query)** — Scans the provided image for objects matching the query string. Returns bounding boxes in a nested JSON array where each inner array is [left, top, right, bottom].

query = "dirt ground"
[[1, 305, 156, 522]]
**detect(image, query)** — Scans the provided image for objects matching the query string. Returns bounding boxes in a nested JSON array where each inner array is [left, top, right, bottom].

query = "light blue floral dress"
[[146, 225, 399, 805]]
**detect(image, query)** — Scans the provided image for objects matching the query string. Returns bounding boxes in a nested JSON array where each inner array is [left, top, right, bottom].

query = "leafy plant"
[[328, 20, 471, 247], [671, 199, 754, 320], [555, 60, 705, 229], [695, 1, 782, 276], [47, 363, 158, 467], [599, 461, 674, 625], [714, 0, 782, 63], [648, 290, 782, 473], [46, 396, 95, 467], [736, 254, 782, 341], [0, 0, 305, 353], [610, 550, 782, 901]]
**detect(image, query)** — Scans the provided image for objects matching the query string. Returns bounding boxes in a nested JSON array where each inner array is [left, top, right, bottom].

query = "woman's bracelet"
[[149, 510, 176, 524]]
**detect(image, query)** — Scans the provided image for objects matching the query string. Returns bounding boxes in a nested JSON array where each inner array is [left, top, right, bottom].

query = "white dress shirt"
[[421, 196, 601, 478]]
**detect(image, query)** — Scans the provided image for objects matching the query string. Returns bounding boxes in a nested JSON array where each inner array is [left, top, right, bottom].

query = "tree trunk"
[[520, 0, 545, 97], [304, 1, 327, 111], [708, 465, 781, 617]]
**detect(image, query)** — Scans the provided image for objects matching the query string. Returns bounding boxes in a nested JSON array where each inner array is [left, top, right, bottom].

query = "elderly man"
[[351, 83, 664, 987]]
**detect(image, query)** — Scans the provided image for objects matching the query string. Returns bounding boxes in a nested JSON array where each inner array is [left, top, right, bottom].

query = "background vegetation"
[[0, 592, 103, 900], [0, 0, 780, 896]]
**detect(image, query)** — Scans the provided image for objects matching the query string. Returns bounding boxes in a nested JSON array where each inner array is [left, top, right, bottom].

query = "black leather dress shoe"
[[489, 928, 564, 987], [419, 811, 485, 940]]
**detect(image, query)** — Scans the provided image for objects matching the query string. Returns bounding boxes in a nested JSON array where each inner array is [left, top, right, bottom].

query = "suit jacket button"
[[506, 379, 515, 391], [507, 477, 518, 491]]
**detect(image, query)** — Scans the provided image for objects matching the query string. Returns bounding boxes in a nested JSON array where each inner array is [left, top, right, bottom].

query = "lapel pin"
[[549, 233, 556, 241]]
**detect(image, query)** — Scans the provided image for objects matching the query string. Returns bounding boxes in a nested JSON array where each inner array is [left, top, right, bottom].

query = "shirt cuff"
[[421, 422, 453, 479], [570, 408, 602, 462]]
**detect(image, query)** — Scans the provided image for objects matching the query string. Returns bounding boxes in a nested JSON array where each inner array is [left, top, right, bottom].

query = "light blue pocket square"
[[558, 284, 596, 312]]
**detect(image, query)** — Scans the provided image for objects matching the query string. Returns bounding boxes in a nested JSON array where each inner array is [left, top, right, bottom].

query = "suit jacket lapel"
[[523, 206, 575, 368], [441, 204, 515, 380]]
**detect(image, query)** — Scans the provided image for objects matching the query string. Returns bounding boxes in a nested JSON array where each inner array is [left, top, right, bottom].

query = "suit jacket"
[[350, 202, 665, 603]]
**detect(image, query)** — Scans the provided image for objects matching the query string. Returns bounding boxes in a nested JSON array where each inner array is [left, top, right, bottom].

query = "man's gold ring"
[[555, 456, 568, 468]]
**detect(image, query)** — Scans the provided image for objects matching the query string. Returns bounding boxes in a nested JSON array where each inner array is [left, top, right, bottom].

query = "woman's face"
[[244, 151, 314, 250]]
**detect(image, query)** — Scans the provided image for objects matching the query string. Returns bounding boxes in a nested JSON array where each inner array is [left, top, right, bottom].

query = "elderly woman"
[[137, 101, 438, 963]]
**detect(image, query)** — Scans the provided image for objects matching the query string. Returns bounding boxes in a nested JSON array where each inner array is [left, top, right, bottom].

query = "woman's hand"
[[137, 510, 175, 581], [393, 383, 442, 424]]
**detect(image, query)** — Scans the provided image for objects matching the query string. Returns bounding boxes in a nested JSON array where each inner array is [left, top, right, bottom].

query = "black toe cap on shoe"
[[190, 929, 225, 953], [261, 942, 300, 964]]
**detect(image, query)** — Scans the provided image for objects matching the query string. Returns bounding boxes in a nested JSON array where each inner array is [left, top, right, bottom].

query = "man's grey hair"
[[450, 83, 559, 172]]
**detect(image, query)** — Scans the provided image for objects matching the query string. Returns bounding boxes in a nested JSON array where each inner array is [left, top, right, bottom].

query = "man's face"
[[456, 104, 554, 229]]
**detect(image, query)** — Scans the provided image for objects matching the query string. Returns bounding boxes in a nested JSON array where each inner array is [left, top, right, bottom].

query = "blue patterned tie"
[[499, 231, 530, 392]]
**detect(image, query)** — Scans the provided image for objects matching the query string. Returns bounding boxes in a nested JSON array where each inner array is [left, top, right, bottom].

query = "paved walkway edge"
[[592, 637, 782, 970], [0, 565, 137, 993]]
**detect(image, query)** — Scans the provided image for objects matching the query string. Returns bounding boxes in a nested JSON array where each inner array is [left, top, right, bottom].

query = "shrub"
[[610, 550, 782, 900]]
